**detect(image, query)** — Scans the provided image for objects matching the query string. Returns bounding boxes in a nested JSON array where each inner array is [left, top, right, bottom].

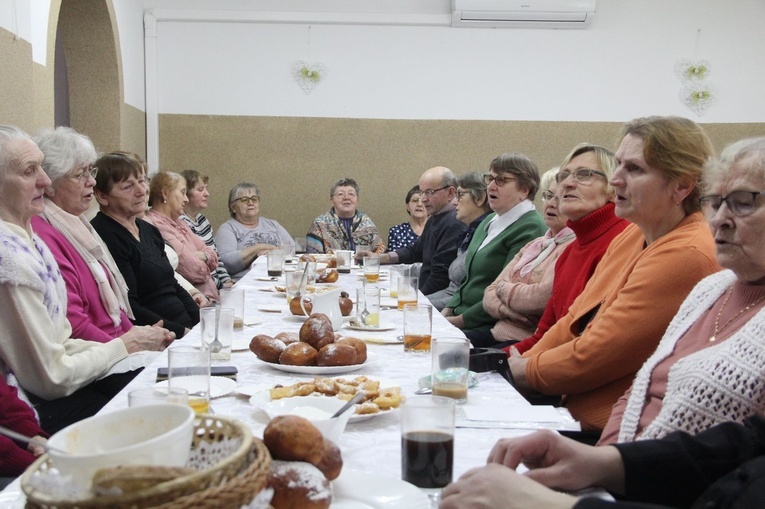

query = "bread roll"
[[299, 314, 335, 350], [279, 342, 318, 366], [250, 334, 286, 364], [317, 343, 357, 367], [335, 337, 367, 364], [263, 415, 326, 464]]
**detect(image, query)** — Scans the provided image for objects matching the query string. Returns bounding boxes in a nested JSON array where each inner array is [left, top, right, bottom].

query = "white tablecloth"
[[2, 257, 579, 505]]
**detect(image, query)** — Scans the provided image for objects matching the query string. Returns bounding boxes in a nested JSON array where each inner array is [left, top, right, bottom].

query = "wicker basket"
[[22, 414, 271, 509]]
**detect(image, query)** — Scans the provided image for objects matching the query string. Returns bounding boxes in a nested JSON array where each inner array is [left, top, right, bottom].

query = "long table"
[[2, 257, 579, 506]]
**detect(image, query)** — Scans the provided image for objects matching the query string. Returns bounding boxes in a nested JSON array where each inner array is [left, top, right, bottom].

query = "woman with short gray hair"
[[215, 182, 295, 280], [31, 127, 138, 343], [426, 172, 492, 310]]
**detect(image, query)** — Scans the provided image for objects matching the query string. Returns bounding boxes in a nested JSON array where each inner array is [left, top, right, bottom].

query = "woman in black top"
[[91, 152, 198, 338]]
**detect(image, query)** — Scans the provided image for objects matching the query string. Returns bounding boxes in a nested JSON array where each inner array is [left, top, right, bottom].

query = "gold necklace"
[[710, 286, 765, 342]]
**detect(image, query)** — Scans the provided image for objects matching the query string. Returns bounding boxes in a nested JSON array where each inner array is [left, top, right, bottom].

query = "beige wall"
[[0, 2, 146, 158], [0, 28, 37, 131], [158, 114, 765, 245]]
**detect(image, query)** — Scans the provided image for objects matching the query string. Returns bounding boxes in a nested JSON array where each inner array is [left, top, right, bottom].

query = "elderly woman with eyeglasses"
[[28, 127, 135, 343], [442, 154, 547, 339], [508, 116, 721, 436], [306, 177, 384, 254], [490, 144, 629, 352], [475, 166, 576, 346], [439, 138, 765, 509], [427, 172, 492, 311], [597, 136, 765, 445], [0, 127, 174, 434], [215, 182, 295, 280]]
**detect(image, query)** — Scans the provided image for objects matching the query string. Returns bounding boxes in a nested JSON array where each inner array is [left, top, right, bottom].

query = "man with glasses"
[[306, 177, 384, 254], [370, 167, 467, 294]]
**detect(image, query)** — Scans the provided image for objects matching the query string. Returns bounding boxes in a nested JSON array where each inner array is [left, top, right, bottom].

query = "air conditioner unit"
[[452, 0, 596, 28]]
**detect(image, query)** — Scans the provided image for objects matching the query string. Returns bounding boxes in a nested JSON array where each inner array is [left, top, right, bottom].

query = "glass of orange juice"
[[397, 276, 419, 310], [403, 303, 432, 353], [168, 345, 211, 414]]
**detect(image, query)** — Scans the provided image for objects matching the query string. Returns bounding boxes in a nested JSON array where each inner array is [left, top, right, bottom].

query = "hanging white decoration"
[[679, 83, 717, 116], [674, 59, 711, 83], [292, 61, 328, 95]]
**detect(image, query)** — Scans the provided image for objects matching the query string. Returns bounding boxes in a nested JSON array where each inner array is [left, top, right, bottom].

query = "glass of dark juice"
[[401, 396, 456, 502]]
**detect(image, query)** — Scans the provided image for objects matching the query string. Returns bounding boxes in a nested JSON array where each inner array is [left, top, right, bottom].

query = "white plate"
[[281, 309, 353, 322], [155, 376, 237, 399], [259, 304, 287, 313], [344, 321, 397, 332], [361, 336, 404, 345], [258, 358, 368, 375], [256, 276, 282, 282], [332, 470, 429, 508], [249, 376, 397, 423], [231, 337, 253, 352]]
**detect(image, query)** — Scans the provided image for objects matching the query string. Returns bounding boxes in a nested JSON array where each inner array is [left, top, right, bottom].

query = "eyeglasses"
[[555, 168, 607, 184], [483, 174, 516, 187], [699, 190, 763, 217], [542, 191, 560, 202], [456, 190, 472, 199], [235, 196, 260, 205], [332, 192, 357, 199], [421, 186, 451, 197], [69, 166, 98, 183], [409, 197, 421, 203]]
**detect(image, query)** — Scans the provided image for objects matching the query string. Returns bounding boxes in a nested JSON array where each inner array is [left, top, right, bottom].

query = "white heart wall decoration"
[[674, 59, 711, 83], [680, 83, 717, 116], [292, 61, 328, 95]]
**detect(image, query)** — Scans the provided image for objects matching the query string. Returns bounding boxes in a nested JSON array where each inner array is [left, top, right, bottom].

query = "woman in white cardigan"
[[599, 136, 765, 445]]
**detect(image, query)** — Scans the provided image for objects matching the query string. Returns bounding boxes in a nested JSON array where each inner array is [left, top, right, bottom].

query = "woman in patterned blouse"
[[387, 185, 428, 251]]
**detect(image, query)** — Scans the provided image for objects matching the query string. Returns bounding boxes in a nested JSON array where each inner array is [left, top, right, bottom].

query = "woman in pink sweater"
[[481, 169, 574, 345], [31, 127, 138, 343], [145, 172, 220, 302]]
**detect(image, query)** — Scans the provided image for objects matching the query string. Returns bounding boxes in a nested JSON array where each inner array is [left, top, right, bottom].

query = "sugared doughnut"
[[314, 440, 343, 481], [335, 337, 367, 364], [317, 343, 357, 367], [279, 342, 318, 366], [263, 415, 326, 464], [299, 314, 335, 350], [275, 331, 300, 345], [267, 461, 332, 509], [250, 334, 286, 364]]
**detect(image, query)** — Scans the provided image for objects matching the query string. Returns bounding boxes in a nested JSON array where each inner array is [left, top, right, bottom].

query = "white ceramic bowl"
[[263, 396, 351, 443], [47, 404, 195, 491]]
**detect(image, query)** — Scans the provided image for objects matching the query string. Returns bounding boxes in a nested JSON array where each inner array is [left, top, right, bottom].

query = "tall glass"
[[401, 396, 455, 504], [356, 286, 381, 327], [220, 288, 245, 330], [397, 276, 419, 310], [335, 250, 353, 274], [266, 249, 287, 277], [168, 345, 211, 414], [363, 256, 381, 283], [431, 337, 470, 403], [403, 303, 432, 353]]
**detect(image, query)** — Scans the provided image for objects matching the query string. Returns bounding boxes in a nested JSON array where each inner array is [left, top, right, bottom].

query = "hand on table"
[[487, 430, 626, 494], [440, 463, 577, 509]]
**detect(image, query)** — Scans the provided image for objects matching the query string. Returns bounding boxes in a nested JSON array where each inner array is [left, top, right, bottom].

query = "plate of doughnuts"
[[249, 375, 402, 423], [258, 359, 368, 375]]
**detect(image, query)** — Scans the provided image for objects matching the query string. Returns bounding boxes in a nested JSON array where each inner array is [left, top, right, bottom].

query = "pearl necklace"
[[709, 286, 765, 342]]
